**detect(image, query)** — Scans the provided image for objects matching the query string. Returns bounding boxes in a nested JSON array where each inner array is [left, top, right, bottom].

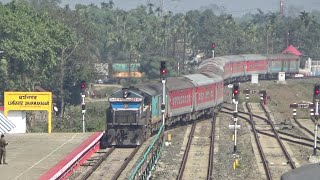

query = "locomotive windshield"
[[114, 110, 138, 123]]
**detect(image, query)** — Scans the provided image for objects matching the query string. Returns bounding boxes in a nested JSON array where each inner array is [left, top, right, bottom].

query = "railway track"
[[246, 102, 296, 180], [292, 117, 320, 139], [220, 102, 297, 180], [221, 106, 320, 150], [222, 106, 320, 147], [73, 146, 140, 180], [177, 118, 216, 180]]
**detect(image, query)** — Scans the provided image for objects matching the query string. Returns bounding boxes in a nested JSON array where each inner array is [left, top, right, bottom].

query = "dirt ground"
[[239, 79, 320, 120]]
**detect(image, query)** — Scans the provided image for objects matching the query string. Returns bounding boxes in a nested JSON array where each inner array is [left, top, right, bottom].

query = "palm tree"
[[147, 3, 154, 15], [299, 11, 310, 29], [155, 7, 161, 16], [108, 0, 114, 9]]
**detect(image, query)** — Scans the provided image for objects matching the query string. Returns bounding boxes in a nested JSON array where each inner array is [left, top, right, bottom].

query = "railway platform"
[[0, 132, 102, 180]]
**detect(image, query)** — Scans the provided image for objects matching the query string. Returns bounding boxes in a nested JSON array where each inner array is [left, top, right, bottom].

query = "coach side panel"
[[167, 88, 193, 117]]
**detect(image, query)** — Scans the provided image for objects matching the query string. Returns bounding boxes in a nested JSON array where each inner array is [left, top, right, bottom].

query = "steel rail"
[[79, 146, 116, 180], [244, 102, 272, 180], [177, 123, 196, 180], [220, 111, 320, 150], [259, 101, 296, 169], [207, 117, 216, 180], [221, 106, 320, 144], [112, 146, 141, 180]]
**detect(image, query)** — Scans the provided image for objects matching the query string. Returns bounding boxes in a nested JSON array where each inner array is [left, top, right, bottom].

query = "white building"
[[0, 107, 25, 134]]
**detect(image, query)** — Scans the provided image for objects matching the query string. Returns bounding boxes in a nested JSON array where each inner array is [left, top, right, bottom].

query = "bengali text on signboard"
[[4, 92, 53, 133], [4, 92, 52, 111]]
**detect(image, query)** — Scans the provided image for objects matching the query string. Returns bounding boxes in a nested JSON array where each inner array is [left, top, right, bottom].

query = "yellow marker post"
[[233, 160, 236, 170], [235, 159, 239, 167], [168, 132, 172, 142], [4, 92, 53, 133]]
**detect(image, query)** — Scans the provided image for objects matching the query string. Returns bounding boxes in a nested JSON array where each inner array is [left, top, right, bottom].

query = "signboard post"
[[4, 92, 52, 133], [290, 102, 318, 155]]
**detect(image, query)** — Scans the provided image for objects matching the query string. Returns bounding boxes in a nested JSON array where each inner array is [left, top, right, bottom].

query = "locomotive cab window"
[[115, 110, 137, 123]]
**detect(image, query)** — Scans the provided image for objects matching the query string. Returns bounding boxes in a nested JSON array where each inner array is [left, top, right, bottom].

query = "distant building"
[[282, 44, 302, 56], [94, 63, 109, 76]]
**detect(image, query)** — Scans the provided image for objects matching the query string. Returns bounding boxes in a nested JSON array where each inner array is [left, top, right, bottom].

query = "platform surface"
[[0, 132, 94, 180]]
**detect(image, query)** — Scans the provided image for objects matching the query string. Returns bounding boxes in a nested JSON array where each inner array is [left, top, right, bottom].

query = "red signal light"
[[211, 43, 216, 49], [161, 69, 166, 75], [233, 90, 239, 94], [81, 83, 86, 89], [316, 89, 320, 95]]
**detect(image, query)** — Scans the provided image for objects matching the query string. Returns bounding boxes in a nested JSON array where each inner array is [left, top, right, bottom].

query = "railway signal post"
[[313, 84, 320, 155], [232, 83, 239, 112], [290, 102, 318, 155], [160, 61, 166, 127], [81, 81, 86, 133], [231, 83, 240, 153], [211, 42, 216, 58]]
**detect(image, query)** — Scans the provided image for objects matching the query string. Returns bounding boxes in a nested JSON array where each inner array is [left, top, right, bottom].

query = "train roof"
[[223, 55, 245, 62], [137, 83, 162, 96], [166, 76, 194, 90], [281, 163, 320, 180], [110, 88, 143, 99], [183, 74, 218, 86], [241, 54, 268, 60], [200, 72, 223, 81], [267, 53, 299, 59], [198, 58, 225, 77], [199, 57, 227, 70]]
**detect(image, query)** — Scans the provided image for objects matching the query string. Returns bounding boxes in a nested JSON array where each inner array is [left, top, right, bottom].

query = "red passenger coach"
[[225, 55, 246, 77], [166, 77, 194, 117], [184, 74, 218, 111], [244, 54, 268, 74], [224, 62, 232, 77]]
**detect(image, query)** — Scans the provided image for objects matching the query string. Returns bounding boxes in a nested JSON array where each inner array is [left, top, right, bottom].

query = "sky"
[[1, 0, 320, 16], [64, 0, 320, 16]]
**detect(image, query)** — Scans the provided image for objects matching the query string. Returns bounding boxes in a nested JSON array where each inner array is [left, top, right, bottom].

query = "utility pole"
[[80, 81, 86, 133], [286, 32, 289, 47], [280, 0, 284, 16]]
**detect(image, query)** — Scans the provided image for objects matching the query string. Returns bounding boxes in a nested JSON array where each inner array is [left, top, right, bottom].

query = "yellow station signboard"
[[4, 92, 53, 133]]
